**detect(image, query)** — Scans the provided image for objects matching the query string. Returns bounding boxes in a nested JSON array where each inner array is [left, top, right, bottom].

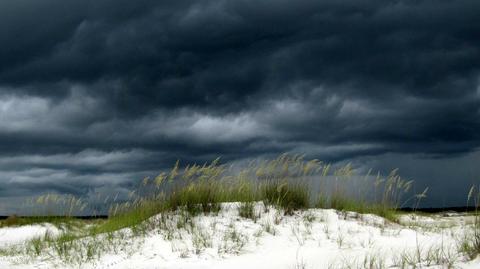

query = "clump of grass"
[[191, 224, 213, 254], [168, 179, 224, 215], [459, 185, 480, 260], [26, 231, 52, 256], [238, 202, 258, 221], [164, 155, 317, 216], [218, 222, 248, 255], [22, 229, 137, 266], [261, 219, 277, 235], [316, 167, 420, 222], [31, 194, 88, 217], [91, 198, 164, 235], [169, 160, 224, 215], [165, 158, 259, 215], [392, 242, 459, 269], [253, 154, 322, 214], [262, 180, 310, 215], [471, 186, 480, 257], [328, 194, 359, 212]]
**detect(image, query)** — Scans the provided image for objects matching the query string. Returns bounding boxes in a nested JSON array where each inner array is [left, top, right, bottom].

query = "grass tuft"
[[460, 185, 480, 259], [262, 180, 310, 215]]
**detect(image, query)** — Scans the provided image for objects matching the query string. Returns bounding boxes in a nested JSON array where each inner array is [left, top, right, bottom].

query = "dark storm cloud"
[[0, 0, 479, 209]]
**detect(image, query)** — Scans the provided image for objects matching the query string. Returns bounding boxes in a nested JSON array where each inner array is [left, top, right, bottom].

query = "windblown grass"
[[315, 166, 423, 222], [459, 185, 480, 259], [2, 154, 425, 230], [262, 180, 309, 215], [470, 185, 480, 256], [0, 153, 432, 265], [129, 154, 423, 223], [1, 194, 89, 228]]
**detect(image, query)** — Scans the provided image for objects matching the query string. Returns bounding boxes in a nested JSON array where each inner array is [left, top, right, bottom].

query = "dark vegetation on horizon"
[[2, 206, 478, 221]]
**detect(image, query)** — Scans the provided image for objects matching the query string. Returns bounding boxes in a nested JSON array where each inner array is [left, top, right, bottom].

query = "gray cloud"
[[0, 0, 479, 211]]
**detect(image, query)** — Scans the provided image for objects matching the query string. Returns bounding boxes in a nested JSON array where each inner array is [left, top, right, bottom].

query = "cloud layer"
[[0, 0, 479, 210]]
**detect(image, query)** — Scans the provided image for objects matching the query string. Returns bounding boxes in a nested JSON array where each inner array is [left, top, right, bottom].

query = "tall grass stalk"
[[462, 185, 480, 259]]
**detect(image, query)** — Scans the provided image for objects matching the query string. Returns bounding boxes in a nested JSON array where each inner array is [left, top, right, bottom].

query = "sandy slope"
[[0, 204, 479, 269], [0, 224, 60, 248]]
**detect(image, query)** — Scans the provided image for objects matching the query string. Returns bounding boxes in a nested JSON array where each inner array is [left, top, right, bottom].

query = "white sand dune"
[[0, 204, 479, 269], [0, 224, 60, 248]]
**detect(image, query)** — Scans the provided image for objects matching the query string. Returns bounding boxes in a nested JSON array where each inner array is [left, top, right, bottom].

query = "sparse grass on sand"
[[2, 154, 477, 267], [457, 185, 480, 259]]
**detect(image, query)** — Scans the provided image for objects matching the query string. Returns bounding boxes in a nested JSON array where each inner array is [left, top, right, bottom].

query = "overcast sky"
[[0, 0, 479, 212]]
